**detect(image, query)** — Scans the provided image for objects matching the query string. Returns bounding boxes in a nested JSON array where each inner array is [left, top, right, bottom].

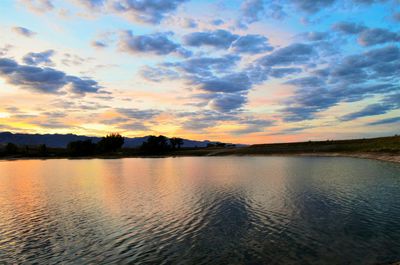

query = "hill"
[[0, 132, 221, 148]]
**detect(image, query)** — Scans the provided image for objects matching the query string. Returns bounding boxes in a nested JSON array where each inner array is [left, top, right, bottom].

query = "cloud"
[[119, 31, 190, 57], [231, 119, 275, 135], [358, 28, 400, 46], [19, 0, 54, 13], [367, 116, 400, 126], [302, 31, 331, 41], [211, 19, 224, 26], [394, 12, 400, 22], [116, 108, 161, 120], [280, 45, 400, 122], [140, 66, 180, 82], [208, 93, 248, 112], [165, 55, 241, 77], [340, 104, 392, 121], [92, 40, 108, 48], [66, 76, 102, 94], [292, 0, 336, 13], [333, 23, 400, 46], [239, 0, 265, 24], [183, 29, 239, 49], [332, 21, 366, 34], [257, 43, 316, 67], [22, 50, 55, 66], [180, 110, 275, 133], [118, 122, 150, 131], [140, 53, 253, 112], [340, 93, 400, 121], [12, 26, 36, 37], [231, 34, 273, 54], [113, 0, 187, 24], [182, 18, 198, 28], [0, 57, 101, 94], [198, 73, 251, 93], [269, 67, 302, 78], [77, 0, 106, 9]]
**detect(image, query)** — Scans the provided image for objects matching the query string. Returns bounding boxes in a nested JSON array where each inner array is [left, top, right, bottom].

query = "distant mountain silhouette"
[[0, 132, 222, 148]]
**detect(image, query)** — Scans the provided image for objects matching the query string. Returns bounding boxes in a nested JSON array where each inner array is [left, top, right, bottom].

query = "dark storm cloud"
[[367, 116, 400, 126], [231, 35, 274, 54], [183, 30, 239, 49], [257, 43, 316, 67], [119, 31, 191, 57], [12, 26, 36, 37], [0, 57, 101, 94], [23, 50, 55, 66]]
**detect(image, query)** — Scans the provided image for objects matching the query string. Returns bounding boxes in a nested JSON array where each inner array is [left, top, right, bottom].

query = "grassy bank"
[[1, 135, 399, 163]]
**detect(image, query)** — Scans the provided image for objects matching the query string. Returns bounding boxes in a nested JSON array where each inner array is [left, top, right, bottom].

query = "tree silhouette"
[[97, 133, 124, 153], [39, 144, 48, 156], [141, 135, 170, 154], [67, 140, 96, 156], [5, 143, 18, 155], [169, 137, 184, 150]]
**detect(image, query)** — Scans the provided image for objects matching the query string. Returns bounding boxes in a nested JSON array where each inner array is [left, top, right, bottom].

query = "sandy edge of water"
[[295, 152, 400, 164]]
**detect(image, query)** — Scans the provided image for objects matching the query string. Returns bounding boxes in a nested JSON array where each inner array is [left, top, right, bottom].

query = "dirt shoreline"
[[0, 152, 399, 164], [296, 152, 400, 164]]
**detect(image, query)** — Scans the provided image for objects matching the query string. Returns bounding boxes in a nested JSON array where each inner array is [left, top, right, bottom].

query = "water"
[[0, 156, 399, 264]]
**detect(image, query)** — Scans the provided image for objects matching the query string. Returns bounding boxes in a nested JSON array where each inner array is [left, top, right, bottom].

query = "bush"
[[141, 135, 170, 154], [5, 143, 18, 155], [67, 140, 96, 156], [97, 133, 124, 153]]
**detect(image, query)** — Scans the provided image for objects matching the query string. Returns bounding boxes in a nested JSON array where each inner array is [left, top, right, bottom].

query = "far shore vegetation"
[[0, 134, 399, 160]]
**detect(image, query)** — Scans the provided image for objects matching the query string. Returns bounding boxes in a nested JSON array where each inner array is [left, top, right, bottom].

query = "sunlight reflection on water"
[[0, 156, 399, 264]]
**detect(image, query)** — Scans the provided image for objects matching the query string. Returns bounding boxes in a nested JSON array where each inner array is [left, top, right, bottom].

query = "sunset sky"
[[0, 0, 399, 144]]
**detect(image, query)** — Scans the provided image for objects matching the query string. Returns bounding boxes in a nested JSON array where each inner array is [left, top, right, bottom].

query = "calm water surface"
[[0, 156, 399, 264]]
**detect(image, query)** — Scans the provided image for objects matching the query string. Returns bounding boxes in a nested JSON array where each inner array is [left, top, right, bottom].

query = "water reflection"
[[0, 157, 399, 264]]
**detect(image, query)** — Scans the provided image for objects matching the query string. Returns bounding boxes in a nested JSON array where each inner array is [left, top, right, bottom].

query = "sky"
[[0, 0, 399, 144]]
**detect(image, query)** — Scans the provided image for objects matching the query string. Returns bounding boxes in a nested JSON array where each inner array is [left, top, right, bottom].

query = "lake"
[[0, 156, 399, 264]]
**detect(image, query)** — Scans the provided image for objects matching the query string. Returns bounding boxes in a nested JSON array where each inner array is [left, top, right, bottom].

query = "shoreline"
[[0, 152, 399, 164]]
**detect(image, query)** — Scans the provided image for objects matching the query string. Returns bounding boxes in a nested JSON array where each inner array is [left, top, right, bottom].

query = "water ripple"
[[0, 157, 400, 264]]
